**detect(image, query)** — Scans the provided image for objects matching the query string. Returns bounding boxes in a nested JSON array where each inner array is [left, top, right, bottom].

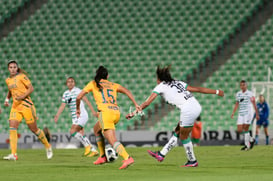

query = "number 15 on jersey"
[[100, 89, 116, 104]]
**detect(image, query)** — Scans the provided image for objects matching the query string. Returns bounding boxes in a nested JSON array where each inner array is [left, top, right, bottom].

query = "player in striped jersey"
[[54, 77, 98, 157], [127, 65, 224, 167], [231, 80, 259, 150], [3, 60, 52, 160]]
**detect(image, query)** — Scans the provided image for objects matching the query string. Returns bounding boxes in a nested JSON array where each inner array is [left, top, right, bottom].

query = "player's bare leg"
[[28, 121, 52, 159], [237, 124, 243, 134], [255, 125, 261, 145], [264, 127, 269, 145]]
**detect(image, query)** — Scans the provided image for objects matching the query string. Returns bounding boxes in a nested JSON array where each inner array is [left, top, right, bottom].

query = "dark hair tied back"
[[156, 65, 174, 83], [94, 66, 108, 89]]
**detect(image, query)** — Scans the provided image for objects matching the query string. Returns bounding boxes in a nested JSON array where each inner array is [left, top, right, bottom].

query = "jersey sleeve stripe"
[[152, 91, 160, 95]]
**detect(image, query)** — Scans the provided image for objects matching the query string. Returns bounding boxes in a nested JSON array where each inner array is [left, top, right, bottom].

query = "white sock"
[[83, 136, 97, 151], [245, 132, 250, 148], [249, 135, 254, 142], [182, 139, 196, 162], [160, 133, 178, 156], [83, 136, 91, 145], [73, 132, 89, 147], [90, 146, 97, 152]]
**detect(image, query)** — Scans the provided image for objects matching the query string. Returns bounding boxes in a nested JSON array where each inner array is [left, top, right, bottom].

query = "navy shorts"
[[256, 119, 269, 128]]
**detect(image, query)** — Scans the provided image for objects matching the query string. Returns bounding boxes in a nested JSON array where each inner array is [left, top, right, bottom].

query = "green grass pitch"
[[1, 146, 273, 181]]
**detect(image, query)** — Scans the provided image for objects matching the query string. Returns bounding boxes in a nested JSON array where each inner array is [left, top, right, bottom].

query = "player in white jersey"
[[127, 66, 224, 167], [231, 80, 259, 150], [54, 77, 98, 157]]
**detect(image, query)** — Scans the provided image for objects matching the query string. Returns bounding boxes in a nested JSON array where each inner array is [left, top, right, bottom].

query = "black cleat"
[[181, 160, 198, 167], [241, 145, 249, 151], [250, 140, 255, 149]]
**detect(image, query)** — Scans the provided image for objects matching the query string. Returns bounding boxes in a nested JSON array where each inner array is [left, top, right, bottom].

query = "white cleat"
[[3, 154, 18, 161], [46, 146, 53, 159]]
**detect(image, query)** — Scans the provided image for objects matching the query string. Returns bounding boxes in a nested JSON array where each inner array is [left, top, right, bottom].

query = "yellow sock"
[[10, 127, 17, 155], [85, 145, 91, 153], [113, 141, 129, 160], [96, 135, 105, 157], [35, 129, 50, 149]]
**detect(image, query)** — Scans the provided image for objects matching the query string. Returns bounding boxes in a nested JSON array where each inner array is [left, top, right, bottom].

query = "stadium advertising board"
[[0, 130, 244, 148]]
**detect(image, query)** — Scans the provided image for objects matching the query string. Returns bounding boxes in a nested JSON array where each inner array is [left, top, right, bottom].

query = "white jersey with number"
[[62, 87, 88, 121], [153, 80, 201, 127], [153, 80, 194, 108], [236, 90, 254, 116]]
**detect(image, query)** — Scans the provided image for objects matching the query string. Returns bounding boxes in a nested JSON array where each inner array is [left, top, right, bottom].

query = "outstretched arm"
[[82, 96, 98, 117], [231, 102, 239, 119], [54, 103, 66, 123], [140, 93, 158, 110], [76, 91, 88, 118], [117, 85, 139, 109], [126, 93, 158, 119], [187, 85, 224, 97]]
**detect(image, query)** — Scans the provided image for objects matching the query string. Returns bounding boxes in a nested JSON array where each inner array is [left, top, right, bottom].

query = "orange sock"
[[10, 127, 17, 155], [35, 129, 50, 149], [96, 135, 105, 157], [113, 141, 129, 160]]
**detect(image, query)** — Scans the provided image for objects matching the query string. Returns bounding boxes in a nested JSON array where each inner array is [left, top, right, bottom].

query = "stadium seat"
[[0, 0, 30, 24], [0, 0, 265, 133]]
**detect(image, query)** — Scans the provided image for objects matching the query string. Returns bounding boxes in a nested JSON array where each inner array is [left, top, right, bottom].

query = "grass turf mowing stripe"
[[0, 146, 272, 181]]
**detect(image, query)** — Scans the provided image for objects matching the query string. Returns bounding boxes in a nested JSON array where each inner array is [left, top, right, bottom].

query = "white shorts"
[[72, 112, 88, 127], [179, 98, 202, 127], [237, 112, 253, 125]]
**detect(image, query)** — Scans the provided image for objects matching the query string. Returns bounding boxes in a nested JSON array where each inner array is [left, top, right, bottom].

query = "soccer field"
[[0, 146, 272, 181]]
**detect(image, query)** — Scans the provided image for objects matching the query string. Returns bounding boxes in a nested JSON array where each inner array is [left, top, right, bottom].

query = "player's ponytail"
[[7, 60, 29, 76], [18, 68, 28, 76], [156, 65, 174, 83], [94, 66, 108, 89]]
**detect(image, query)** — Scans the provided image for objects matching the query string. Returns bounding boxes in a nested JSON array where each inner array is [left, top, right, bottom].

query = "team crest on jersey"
[[68, 98, 72, 103], [8, 84, 17, 89]]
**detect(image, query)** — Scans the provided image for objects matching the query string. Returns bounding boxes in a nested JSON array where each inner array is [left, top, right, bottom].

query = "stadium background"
[[0, 0, 273, 147]]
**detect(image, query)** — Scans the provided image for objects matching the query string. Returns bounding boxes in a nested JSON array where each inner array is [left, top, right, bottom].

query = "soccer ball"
[[105, 147, 118, 162]]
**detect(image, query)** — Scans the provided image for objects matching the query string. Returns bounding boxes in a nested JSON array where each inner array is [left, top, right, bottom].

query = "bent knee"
[[30, 127, 39, 133], [179, 133, 189, 140]]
